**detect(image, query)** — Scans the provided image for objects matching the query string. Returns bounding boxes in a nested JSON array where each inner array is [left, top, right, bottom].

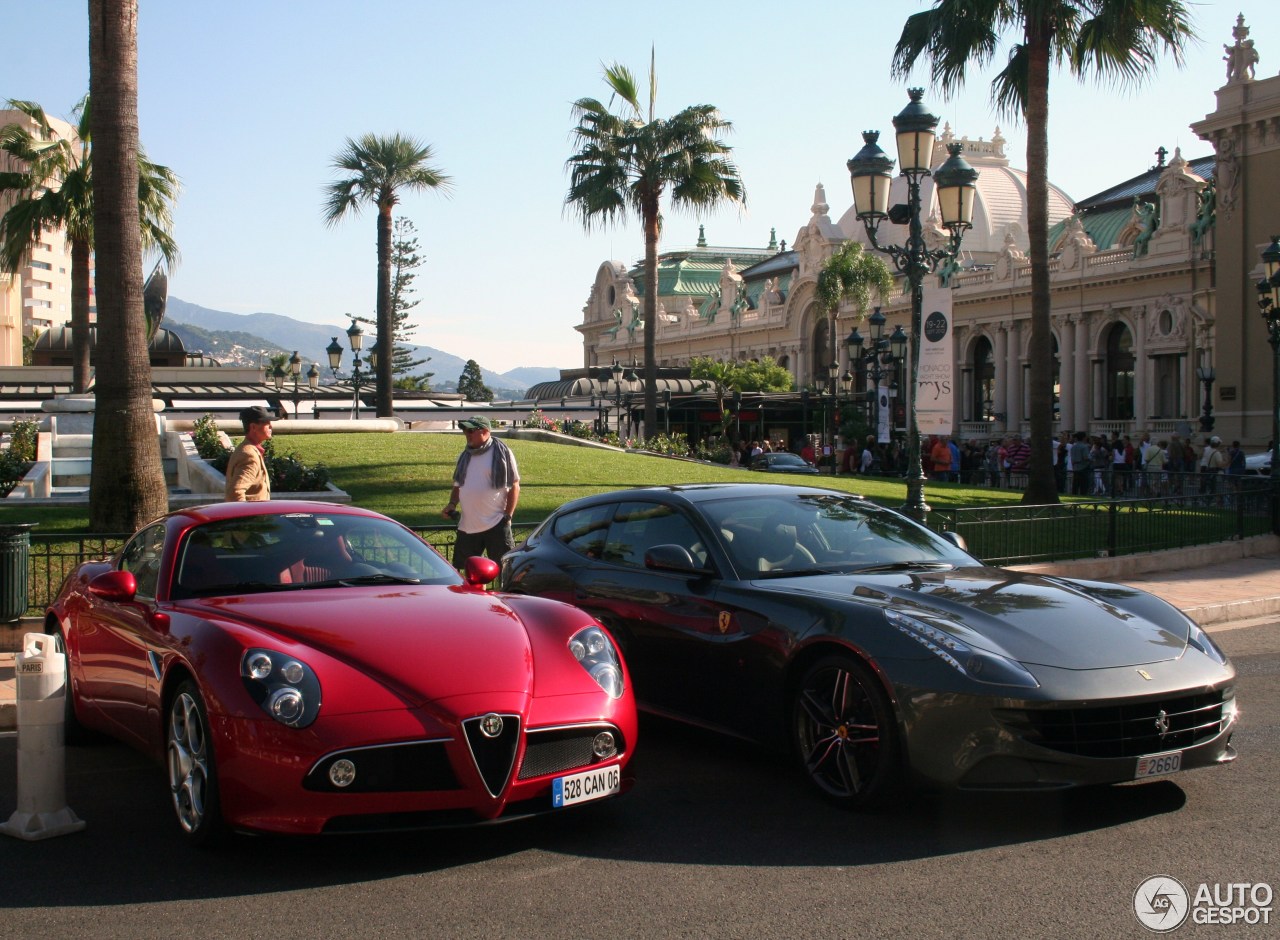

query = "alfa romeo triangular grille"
[[462, 714, 521, 797]]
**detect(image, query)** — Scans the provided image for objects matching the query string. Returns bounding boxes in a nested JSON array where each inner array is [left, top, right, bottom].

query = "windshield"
[[700, 492, 974, 578], [172, 512, 460, 597]]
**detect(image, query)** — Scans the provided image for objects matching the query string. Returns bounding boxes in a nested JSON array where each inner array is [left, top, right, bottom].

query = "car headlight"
[[1185, 621, 1228, 665], [241, 648, 322, 727], [885, 609, 1040, 689], [569, 626, 624, 699]]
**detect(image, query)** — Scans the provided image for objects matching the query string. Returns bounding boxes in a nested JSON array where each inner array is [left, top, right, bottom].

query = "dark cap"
[[458, 416, 491, 431], [240, 405, 274, 425]]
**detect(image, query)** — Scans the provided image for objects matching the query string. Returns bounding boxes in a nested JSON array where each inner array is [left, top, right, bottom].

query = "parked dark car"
[[499, 483, 1237, 808], [750, 452, 819, 474]]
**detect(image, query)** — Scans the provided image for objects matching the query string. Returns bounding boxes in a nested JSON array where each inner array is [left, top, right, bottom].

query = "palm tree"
[[323, 134, 451, 417], [816, 240, 894, 377], [0, 95, 179, 393], [86, 0, 169, 531], [892, 0, 1194, 504], [567, 52, 746, 439]]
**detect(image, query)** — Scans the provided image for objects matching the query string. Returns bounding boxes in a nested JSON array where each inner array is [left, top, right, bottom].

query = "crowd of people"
[[717, 423, 1261, 500]]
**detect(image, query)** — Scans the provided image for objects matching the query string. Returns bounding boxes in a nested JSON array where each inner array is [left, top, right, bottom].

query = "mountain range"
[[164, 297, 563, 394]]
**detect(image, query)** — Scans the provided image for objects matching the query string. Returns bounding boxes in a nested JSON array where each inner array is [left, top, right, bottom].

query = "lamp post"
[[327, 321, 376, 420], [1255, 234, 1280, 534], [847, 88, 978, 519], [273, 350, 312, 419], [823, 361, 840, 472]]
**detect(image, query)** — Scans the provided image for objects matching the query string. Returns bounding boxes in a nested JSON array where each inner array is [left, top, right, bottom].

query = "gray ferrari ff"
[[499, 483, 1237, 807]]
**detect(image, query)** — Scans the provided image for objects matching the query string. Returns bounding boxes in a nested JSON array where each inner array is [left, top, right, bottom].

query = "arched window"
[[1105, 323, 1135, 420], [973, 336, 995, 420]]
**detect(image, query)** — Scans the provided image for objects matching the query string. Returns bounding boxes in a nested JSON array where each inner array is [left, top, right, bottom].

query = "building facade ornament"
[[1224, 14, 1259, 84]]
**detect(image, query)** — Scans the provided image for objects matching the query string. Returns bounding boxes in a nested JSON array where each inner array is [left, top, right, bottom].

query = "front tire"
[[168, 680, 227, 846], [792, 655, 902, 808], [46, 619, 89, 745]]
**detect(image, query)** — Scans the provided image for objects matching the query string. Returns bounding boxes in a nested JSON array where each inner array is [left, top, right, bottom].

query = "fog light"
[[329, 758, 356, 788], [592, 730, 617, 759]]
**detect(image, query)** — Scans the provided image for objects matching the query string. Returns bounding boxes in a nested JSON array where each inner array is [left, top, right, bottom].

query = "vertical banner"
[[917, 283, 954, 436], [876, 385, 892, 444]]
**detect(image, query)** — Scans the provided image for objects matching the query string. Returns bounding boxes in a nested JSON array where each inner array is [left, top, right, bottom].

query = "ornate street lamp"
[[331, 319, 375, 420], [272, 350, 307, 419], [1255, 234, 1280, 534], [848, 89, 978, 519]]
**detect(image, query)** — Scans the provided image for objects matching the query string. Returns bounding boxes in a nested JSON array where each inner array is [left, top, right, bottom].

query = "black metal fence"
[[13, 477, 1275, 614], [933, 475, 1274, 566]]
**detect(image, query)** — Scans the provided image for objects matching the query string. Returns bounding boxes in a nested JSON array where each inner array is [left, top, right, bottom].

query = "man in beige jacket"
[[224, 406, 273, 501]]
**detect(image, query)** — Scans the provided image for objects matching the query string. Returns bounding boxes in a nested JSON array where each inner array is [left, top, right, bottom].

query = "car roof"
[[164, 499, 388, 527], [557, 482, 868, 512]]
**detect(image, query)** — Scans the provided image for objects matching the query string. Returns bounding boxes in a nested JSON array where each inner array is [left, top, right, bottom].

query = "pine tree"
[[457, 359, 493, 402], [389, 217, 431, 384]]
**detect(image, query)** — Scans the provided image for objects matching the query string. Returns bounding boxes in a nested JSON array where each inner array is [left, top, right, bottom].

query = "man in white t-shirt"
[[442, 416, 520, 568]]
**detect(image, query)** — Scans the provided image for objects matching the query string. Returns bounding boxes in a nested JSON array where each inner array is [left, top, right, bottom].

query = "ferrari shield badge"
[[718, 611, 732, 634]]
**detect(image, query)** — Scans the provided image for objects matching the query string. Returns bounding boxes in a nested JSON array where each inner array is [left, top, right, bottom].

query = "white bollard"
[[0, 632, 86, 840]]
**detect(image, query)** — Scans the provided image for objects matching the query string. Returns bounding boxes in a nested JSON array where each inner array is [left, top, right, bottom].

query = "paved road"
[[0, 622, 1276, 939]]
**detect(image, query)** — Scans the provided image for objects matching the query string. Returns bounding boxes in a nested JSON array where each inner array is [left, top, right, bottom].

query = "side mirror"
[[939, 530, 969, 552], [644, 544, 714, 576], [463, 556, 501, 587], [89, 569, 138, 603]]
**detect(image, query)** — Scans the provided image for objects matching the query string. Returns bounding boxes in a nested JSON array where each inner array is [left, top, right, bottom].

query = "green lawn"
[[1, 431, 1028, 532]]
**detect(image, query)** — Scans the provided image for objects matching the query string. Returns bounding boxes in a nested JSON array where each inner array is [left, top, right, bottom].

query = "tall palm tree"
[[567, 52, 746, 438], [87, 0, 169, 531], [323, 134, 451, 417], [892, 0, 1194, 504], [0, 95, 180, 393]]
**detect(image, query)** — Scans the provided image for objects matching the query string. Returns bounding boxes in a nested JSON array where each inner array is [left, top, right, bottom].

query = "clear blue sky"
[[3, 1, 1277, 374]]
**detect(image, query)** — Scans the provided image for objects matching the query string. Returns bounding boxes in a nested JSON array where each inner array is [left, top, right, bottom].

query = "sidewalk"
[[3, 540, 1279, 731]]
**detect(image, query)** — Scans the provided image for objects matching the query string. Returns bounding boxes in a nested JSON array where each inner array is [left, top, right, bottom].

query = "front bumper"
[[890, 662, 1237, 792], [208, 691, 636, 834]]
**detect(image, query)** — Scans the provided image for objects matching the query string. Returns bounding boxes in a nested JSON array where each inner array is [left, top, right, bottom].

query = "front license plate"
[[552, 764, 621, 808], [1135, 751, 1183, 779]]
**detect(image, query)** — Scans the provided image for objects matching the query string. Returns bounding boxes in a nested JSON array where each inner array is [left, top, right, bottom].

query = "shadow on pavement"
[[0, 713, 1192, 908]]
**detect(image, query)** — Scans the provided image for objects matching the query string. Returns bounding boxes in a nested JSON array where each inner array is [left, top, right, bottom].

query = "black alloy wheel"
[[792, 654, 901, 808]]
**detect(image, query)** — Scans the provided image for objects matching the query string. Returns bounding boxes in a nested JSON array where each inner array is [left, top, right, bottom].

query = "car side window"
[[552, 504, 616, 560], [604, 501, 706, 569], [120, 522, 166, 599]]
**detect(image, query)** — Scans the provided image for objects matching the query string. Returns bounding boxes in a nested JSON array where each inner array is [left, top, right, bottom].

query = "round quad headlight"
[[568, 626, 625, 699], [241, 648, 322, 727], [246, 651, 273, 680], [269, 687, 306, 725]]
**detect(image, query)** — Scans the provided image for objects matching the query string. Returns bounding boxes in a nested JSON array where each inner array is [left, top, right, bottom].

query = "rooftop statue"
[[1224, 15, 1259, 84]]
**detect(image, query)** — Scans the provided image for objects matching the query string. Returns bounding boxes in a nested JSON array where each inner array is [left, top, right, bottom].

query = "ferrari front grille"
[[517, 724, 626, 780], [1017, 690, 1228, 758]]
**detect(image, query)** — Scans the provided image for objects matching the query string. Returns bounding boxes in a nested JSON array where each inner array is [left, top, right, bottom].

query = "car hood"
[[179, 586, 533, 703], [755, 565, 1190, 669]]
